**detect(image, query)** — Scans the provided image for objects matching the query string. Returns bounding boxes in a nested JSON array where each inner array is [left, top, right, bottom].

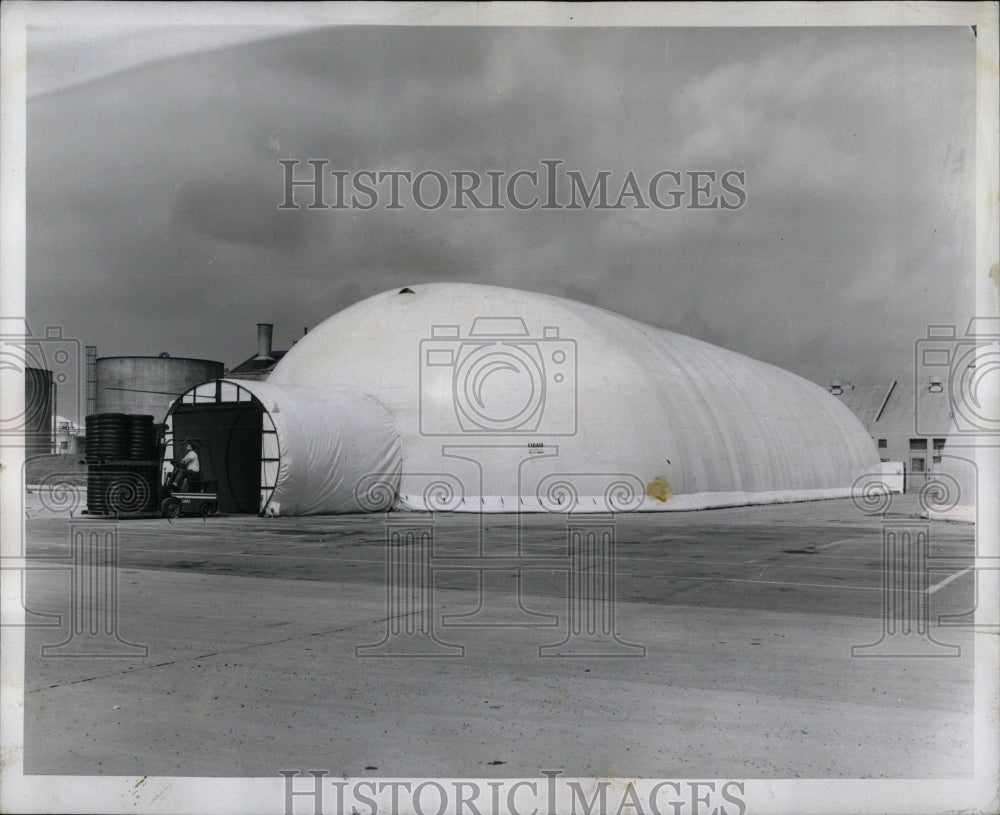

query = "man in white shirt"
[[169, 441, 200, 490]]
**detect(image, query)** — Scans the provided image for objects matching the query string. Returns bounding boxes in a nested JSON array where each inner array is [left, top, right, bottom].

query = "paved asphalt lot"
[[19, 493, 976, 778]]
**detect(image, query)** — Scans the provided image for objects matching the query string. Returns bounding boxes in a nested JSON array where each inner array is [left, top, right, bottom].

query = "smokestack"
[[255, 323, 274, 361]]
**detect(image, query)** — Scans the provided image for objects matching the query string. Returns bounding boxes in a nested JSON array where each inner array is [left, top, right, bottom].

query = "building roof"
[[830, 378, 953, 437], [227, 350, 288, 376]]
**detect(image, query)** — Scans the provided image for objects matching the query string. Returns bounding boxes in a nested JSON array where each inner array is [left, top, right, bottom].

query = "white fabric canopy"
[[262, 283, 879, 513], [224, 381, 401, 515]]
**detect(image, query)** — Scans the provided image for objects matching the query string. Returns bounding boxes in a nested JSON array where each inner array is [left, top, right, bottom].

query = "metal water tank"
[[95, 356, 224, 423], [24, 367, 54, 458]]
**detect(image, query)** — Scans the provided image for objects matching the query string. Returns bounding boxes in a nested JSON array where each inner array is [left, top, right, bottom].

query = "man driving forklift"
[[168, 441, 200, 491]]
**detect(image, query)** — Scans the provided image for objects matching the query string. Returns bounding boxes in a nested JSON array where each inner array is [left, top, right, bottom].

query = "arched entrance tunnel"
[[164, 380, 278, 514]]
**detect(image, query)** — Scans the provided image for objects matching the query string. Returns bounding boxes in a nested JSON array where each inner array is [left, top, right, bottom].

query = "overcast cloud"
[[25, 24, 976, 419]]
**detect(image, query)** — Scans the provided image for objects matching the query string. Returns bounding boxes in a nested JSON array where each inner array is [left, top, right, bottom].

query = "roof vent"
[[158, 352, 170, 358], [399, 287, 415, 294]]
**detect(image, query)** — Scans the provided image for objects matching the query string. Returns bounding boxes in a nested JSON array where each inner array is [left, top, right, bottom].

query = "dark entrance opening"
[[171, 403, 263, 513]]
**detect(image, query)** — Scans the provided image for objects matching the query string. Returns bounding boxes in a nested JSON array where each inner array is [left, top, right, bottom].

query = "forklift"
[[159, 437, 219, 519]]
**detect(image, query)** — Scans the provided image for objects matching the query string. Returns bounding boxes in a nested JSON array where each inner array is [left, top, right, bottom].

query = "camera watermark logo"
[[0, 318, 83, 448], [419, 318, 577, 436], [915, 318, 1000, 437]]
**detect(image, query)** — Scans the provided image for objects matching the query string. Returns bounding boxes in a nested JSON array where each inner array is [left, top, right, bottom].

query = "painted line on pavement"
[[927, 565, 975, 595]]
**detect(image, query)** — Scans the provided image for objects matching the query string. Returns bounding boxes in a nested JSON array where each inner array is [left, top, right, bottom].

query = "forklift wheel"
[[161, 497, 181, 519], [198, 501, 215, 518]]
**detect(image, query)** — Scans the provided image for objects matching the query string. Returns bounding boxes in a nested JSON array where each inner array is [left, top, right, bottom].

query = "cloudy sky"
[[25, 19, 976, 420]]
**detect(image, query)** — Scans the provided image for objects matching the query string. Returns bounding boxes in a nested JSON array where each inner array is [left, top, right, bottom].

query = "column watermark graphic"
[[41, 519, 148, 658], [9, 464, 149, 657], [849, 517, 960, 658], [4, 467, 82, 630], [540, 512, 645, 658], [436, 446, 560, 629], [354, 471, 646, 659], [354, 511, 463, 658], [849, 472, 978, 658], [846, 319, 1000, 656]]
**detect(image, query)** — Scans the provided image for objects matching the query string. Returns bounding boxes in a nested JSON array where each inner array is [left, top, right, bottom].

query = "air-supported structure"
[[163, 283, 879, 515]]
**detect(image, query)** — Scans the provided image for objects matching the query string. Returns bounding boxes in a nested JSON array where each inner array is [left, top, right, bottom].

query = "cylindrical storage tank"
[[24, 367, 54, 459], [96, 356, 224, 423]]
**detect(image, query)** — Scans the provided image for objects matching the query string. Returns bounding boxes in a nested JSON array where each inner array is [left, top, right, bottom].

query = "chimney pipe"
[[255, 323, 274, 361]]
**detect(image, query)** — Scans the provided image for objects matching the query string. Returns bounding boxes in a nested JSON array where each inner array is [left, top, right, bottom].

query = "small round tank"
[[24, 367, 54, 458]]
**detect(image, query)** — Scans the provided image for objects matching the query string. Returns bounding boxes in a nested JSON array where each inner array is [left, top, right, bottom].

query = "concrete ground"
[[19, 492, 975, 778]]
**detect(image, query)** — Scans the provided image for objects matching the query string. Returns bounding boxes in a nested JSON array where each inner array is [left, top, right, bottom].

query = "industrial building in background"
[[162, 283, 880, 516], [827, 317, 998, 501], [828, 378, 952, 493], [226, 323, 290, 381]]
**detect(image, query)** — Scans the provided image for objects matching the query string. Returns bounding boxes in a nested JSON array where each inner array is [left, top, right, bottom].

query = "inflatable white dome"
[[249, 282, 874, 514], [166, 283, 878, 514]]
